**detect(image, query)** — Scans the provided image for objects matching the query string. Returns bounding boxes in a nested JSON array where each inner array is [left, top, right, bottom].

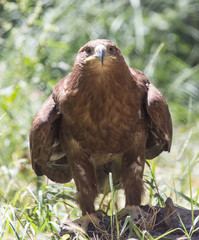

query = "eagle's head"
[[73, 39, 127, 74]]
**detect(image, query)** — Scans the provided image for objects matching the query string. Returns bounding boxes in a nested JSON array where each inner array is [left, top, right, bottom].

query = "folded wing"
[[29, 91, 72, 183], [130, 68, 172, 159]]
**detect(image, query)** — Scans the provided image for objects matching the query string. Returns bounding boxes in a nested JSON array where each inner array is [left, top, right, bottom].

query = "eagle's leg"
[[68, 150, 103, 231], [122, 150, 145, 206], [120, 149, 153, 229], [70, 152, 97, 214]]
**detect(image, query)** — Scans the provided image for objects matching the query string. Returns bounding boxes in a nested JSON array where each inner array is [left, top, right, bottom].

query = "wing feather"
[[145, 82, 172, 159], [29, 92, 72, 183], [130, 68, 172, 159]]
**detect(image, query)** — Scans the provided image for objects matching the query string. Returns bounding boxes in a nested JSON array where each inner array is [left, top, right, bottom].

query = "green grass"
[[0, 0, 199, 239]]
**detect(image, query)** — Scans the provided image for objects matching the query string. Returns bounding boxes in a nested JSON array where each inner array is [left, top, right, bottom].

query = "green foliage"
[[0, 0, 199, 239]]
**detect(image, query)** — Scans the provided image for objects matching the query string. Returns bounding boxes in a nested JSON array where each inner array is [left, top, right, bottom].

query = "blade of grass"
[[153, 178, 199, 207], [9, 221, 21, 240], [177, 213, 191, 239], [188, 162, 195, 237], [154, 228, 184, 240], [144, 42, 165, 79]]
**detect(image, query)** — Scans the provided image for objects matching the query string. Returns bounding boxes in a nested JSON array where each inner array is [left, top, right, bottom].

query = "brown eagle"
[[30, 39, 172, 229]]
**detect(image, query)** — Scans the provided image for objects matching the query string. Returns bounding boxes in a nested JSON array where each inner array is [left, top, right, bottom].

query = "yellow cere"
[[86, 55, 116, 62]]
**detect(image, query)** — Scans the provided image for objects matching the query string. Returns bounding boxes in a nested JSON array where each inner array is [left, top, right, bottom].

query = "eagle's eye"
[[85, 47, 92, 55], [108, 45, 115, 53]]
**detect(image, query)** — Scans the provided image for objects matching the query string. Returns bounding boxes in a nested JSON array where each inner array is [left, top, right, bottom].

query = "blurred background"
[[0, 0, 199, 238]]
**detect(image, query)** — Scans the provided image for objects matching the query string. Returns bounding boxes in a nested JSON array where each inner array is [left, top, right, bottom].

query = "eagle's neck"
[[70, 62, 135, 98]]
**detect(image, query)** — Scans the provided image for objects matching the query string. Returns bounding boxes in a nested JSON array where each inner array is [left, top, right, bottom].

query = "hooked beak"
[[85, 45, 107, 65], [85, 44, 116, 65], [95, 45, 106, 65]]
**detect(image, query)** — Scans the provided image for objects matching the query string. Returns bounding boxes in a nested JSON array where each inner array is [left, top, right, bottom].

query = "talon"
[[73, 211, 105, 232], [119, 205, 155, 230]]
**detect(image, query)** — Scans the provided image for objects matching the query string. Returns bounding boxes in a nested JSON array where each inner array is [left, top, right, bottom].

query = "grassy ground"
[[0, 0, 199, 239]]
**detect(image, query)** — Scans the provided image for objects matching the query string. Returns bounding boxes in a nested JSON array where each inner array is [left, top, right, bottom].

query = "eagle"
[[30, 39, 172, 230]]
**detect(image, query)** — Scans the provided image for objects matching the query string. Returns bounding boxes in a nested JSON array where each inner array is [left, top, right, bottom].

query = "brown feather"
[[30, 39, 172, 215]]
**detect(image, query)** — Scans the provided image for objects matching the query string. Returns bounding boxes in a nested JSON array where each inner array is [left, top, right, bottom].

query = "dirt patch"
[[60, 198, 199, 239]]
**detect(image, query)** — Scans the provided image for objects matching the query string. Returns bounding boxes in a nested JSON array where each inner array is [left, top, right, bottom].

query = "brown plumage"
[[30, 39, 172, 216]]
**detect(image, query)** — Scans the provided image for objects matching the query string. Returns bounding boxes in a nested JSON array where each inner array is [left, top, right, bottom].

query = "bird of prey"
[[30, 39, 172, 230]]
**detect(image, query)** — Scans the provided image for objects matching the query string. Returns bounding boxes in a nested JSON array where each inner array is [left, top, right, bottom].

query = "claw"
[[73, 211, 105, 232], [119, 205, 155, 230]]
